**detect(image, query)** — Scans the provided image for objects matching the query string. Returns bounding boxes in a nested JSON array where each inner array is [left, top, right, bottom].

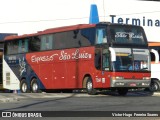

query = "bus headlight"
[[112, 76, 124, 80], [142, 83, 150, 86]]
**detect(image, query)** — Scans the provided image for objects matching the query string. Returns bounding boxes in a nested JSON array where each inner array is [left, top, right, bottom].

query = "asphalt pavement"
[[0, 90, 160, 103]]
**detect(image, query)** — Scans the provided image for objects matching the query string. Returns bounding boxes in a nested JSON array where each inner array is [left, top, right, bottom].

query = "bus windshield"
[[112, 48, 150, 71], [109, 25, 147, 45]]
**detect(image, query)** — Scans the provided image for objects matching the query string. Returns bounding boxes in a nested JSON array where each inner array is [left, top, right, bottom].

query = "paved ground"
[[0, 90, 160, 103], [0, 91, 160, 120]]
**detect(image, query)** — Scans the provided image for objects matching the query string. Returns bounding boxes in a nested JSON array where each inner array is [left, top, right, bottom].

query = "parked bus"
[[0, 33, 17, 91], [0, 45, 3, 90], [3, 22, 151, 95], [148, 42, 160, 91]]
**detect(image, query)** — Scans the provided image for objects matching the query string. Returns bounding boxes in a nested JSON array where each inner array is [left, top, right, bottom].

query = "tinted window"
[[18, 39, 28, 53], [5, 27, 96, 54], [29, 37, 40, 52], [6, 40, 19, 54], [40, 34, 53, 50], [81, 28, 95, 45], [53, 31, 80, 49], [95, 49, 101, 70], [109, 25, 146, 45]]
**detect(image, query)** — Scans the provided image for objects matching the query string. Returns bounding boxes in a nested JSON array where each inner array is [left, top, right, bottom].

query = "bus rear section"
[[148, 42, 160, 91]]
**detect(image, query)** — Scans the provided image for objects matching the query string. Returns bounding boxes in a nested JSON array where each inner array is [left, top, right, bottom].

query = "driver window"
[[95, 49, 102, 70], [103, 49, 110, 71]]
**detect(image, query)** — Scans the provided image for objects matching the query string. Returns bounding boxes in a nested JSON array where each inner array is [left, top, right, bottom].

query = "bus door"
[[95, 48, 110, 88], [102, 48, 111, 88], [95, 48, 103, 88]]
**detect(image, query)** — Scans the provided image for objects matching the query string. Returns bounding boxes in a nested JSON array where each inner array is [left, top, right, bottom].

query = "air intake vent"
[[6, 72, 10, 85]]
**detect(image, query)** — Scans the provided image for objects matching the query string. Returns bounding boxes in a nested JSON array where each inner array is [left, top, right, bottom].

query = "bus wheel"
[[149, 80, 160, 92], [117, 88, 128, 96], [20, 79, 29, 93], [86, 77, 97, 95], [31, 79, 40, 93]]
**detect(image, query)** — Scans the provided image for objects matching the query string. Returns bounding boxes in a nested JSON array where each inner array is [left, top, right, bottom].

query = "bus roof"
[[4, 24, 96, 41], [148, 42, 160, 46], [4, 22, 144, 41]]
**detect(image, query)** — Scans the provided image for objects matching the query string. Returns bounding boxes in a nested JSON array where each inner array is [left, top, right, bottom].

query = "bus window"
[[65, 31, 80, 48], [40, 34, 53, 50], [109, 25, 146, 45], [150, 52, 155, 62], [53, 31, 80, 49], [96, 28, 107, 44], [81, 28, 95, 46], [18, 39, 28, 53], [29, 37, 40, 52], [53, 33, 66, 49], [7, 41, 19, 55], [102, 49, 110, 71], [95, 49, 102, 70]]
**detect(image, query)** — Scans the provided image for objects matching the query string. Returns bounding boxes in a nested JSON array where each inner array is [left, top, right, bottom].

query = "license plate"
[[130, 83, 136, 86]]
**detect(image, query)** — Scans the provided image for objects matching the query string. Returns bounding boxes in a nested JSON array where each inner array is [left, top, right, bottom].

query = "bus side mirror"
[[151, 49, 159, 63], [109, 47, 116, 61]]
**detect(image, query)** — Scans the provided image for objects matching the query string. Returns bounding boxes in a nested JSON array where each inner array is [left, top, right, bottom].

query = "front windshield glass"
[[112, 48, 150, 71], [109, 25, 147, 45], [112, 48, 132, 71], [132, 49, 150, 71]]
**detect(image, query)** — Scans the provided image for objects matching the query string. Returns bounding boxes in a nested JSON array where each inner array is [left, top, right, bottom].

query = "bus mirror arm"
[[109, 47, 116, 62], [151, 49, 159, 63]]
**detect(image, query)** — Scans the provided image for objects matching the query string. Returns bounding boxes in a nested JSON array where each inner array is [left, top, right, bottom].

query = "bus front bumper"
[[111, 79, 151, 88]]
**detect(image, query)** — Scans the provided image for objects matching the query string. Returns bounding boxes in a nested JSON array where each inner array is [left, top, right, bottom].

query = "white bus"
[[149, 42, 160, 91]]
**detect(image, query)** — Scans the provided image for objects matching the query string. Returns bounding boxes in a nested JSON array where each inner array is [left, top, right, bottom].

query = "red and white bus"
[[3, 22, 151, 95], [148, 42, 160, 91]]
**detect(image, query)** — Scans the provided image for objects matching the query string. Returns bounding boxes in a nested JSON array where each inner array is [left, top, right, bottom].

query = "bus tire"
[[20, 79, 29, 93], [31, 78, 40, 93], [149, 80, 160, 92], [117, 88, 128, 96], [86, 77, 97, 95]]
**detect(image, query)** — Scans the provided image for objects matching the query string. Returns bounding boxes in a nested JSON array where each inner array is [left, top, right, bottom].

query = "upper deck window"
[[29, 37, 40, 52], [40, 34, 53, 50], [96, 28, 107, 44], [6, 41, 18, 54], [109, 25, 146, 45]]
